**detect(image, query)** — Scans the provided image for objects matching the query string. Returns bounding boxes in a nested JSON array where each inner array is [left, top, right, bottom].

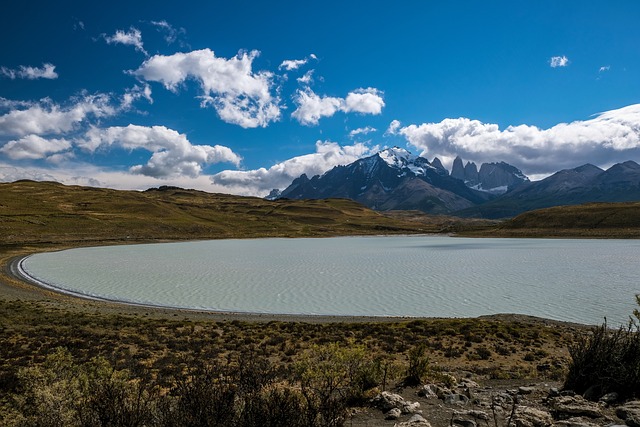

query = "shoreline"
[[1, 245, 594, 328]]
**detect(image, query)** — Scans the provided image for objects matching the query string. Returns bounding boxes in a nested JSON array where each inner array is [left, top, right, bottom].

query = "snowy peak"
[[377, 147, 417, 169], [375, 147, 439, 177]]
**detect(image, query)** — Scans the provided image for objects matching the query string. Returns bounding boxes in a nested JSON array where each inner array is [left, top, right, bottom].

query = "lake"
[[19, 236, 640, 325]]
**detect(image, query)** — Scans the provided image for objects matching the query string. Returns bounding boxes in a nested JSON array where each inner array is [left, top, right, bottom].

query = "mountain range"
[[273, 147, 640, 218]]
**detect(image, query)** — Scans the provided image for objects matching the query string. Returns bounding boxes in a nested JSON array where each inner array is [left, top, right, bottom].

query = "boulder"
[[553, 418, 599, 427], [549, 396, 603, 419], [616, 401, 640, 427], [385, 408, 402, 420], [394, 414, 432, 427], [452, 416, 476, 427], [444, 393, 470, 405], [518, 386, 536, 395], [512, 406, 554, 427], [372, 391, 421, 414], [417, 384, 439, 398]]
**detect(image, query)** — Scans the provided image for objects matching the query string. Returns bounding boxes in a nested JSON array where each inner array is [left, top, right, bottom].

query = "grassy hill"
[[0, 180, 442, 248], [465, 202, 640, 238]]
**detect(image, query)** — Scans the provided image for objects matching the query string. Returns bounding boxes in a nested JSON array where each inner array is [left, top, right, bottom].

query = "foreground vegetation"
[[0, 297, 578, 426]]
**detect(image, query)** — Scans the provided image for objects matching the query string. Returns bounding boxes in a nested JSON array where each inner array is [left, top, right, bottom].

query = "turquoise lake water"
[[20, 236, 640, 325]]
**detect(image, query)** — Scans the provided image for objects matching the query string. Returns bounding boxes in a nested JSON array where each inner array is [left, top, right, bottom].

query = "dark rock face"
[[457, 160, 640, 219], [451, 156, 466, 181], [477, 162, 529, 192], [464, 162, 479, 186]]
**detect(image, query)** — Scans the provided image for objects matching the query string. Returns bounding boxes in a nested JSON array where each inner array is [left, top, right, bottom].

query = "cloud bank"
[[79, 125, 241, 178], [211, 140, 375, 196], [396, 104, 640, 175]]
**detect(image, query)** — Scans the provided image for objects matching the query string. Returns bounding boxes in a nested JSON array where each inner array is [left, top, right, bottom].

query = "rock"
[[599, 392, 619, 404], [444, 393, 470, 405], [549, 396, 603, 419], [455, 409, 490, 421], [452, 416, 476, 427], [553, 418, 600, 427], [417, 384, 439, 398], [385, 408, 402, 420], [372, 391, 421, 414], [394, 413, 432, 427], [512, 406, 554, 427], [518, 386, 536, 395], [458, 378, 480, 389], [616, 401, 640, 427]]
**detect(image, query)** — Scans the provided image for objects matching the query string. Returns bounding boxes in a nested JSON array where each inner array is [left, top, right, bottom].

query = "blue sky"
[[1, 1, 640, 195]]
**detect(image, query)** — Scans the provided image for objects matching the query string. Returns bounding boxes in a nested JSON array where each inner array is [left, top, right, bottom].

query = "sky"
[[1, 1, 640, 196]]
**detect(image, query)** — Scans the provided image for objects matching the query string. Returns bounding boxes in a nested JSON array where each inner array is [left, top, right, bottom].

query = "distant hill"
[[457, 161, 640, 219], [0, 180, 438, 247], [464, 202, 640, 238]]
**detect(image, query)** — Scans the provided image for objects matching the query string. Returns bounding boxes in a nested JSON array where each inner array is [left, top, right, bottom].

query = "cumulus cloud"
[[211, 140, 375, 196], [133, 49, 281, 128], [104, 27, 147, 55], [78, 124, 241, 178], [292, 87, 385, 126], [349, 126, 377, 138], [344, 88, 385, 115], [397, 104, 640, 175], [0, 63, 58, 80], [550, 55, 569, 68], [0, 135, 71, 160]]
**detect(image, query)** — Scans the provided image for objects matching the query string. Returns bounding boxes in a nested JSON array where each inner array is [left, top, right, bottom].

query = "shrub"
[[564, 295, 640, 400], [402, 343, 430, 386]]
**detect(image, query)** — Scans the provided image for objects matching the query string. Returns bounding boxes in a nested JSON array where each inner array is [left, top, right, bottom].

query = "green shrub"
[[564, 295, 640, 400]]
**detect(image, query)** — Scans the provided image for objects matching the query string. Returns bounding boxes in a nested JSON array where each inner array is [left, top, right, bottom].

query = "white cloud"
[[279, 58, 308, 71], [150, 20, 185, 44], [344, 88, 385, 115], [211, 140, 375, 196], [0, 135, 71, 160], [397, 104, 640, 175], [386, 119, 402, 135], [291, 89, 344, 126], [349, 126, 377, 138], [133, 49, 281, 128], [0, 94, 117, 138], [78, 124, 241, 178], [104, 27, 147, 55], [0, 63, 58, 80], [297, 70, 314, 85], [550, 55, 569, 68], [292, 87, 385, 126], [599, 65, 611, 73]]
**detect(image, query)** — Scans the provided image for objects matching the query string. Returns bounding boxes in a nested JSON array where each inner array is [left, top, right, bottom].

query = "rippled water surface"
[[21, 236, 640, 325]]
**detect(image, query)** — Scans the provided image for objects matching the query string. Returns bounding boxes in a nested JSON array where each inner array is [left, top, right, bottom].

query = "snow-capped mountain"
[[457, 160, 640, 219], [278, 147, 494, 214], [276, 147, 640, 218]]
